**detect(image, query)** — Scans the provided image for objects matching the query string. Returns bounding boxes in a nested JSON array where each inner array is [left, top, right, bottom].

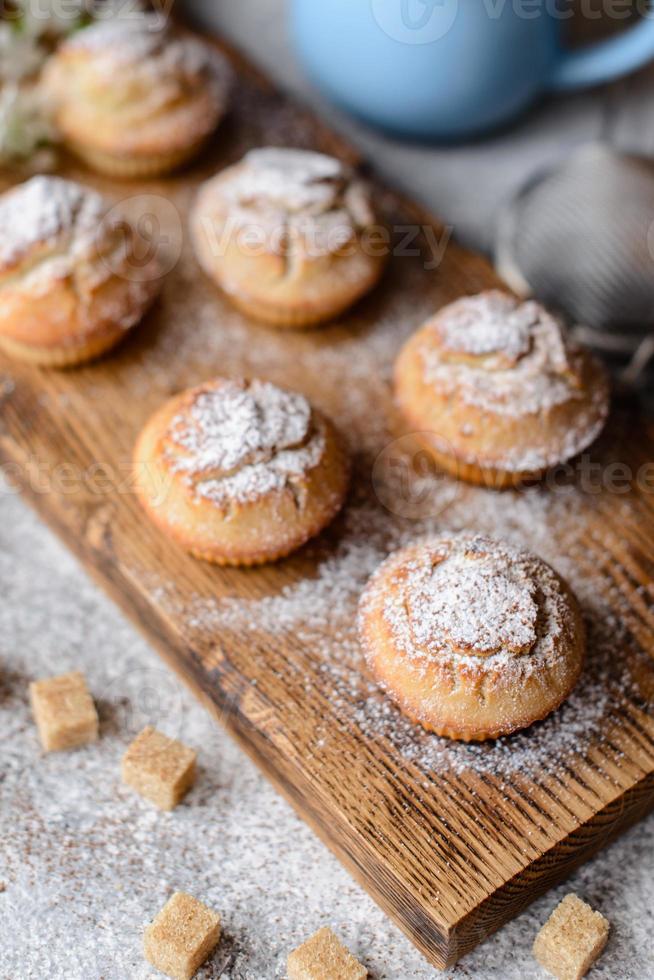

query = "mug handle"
[[548, 13, 654, 90]]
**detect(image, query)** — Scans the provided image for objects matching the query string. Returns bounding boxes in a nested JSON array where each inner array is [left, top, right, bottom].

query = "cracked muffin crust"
[[0, 176, 161, 367], [394, 290, 610, 487], [190, 147, 386, 327], [133, 378, 350, 565], [358, 533, 585, 741], [44, 15, 232, 178]]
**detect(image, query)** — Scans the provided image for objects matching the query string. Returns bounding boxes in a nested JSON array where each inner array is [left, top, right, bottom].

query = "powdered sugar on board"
[[141, 480, 645, 782], [42, 192, 647, 786]]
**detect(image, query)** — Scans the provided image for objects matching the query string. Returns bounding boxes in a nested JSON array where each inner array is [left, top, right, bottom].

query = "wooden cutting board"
[[1, 31, 654, 971]]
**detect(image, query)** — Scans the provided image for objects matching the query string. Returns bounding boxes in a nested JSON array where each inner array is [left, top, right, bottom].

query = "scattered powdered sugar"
[[144, 475, 646, 781], [0, 174, 104, 271], [204, 502, 391, 645], [105, 218, 647, 783], [166, 379, 325, 505]]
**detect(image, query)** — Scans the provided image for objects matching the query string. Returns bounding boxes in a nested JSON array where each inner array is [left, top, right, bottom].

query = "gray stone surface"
[[2, 3, 654, 977]]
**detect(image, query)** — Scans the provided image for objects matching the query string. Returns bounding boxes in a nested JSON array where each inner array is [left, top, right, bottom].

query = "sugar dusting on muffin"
[[63, 14, 231, 98], [407, 536, 539, 658], [222, 148, 375, 255], [364, 533, 576, 681], [357, 531, 585, 740], [165, 379, 326, 505], [0, 174, 162, 365], [230, 148, 347, 212], [421, 290, 584, 416], [0, 175, 104, 272], [434, 290, 538, 362]]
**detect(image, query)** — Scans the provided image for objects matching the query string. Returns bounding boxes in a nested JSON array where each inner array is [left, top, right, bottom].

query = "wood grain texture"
[[1, 30, 654, 971]]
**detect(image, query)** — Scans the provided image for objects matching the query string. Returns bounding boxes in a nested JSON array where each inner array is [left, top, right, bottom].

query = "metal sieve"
[[495, 143, 654, 387]]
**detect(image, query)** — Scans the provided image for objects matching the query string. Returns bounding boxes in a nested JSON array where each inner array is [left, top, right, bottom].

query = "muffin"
[[0, 175, 161, 367], [190, 147, 386, 327], [134, 378, 350, 565], [394, 290, 610, 487], [44, 14, 232, 177], [358, 533, 585, 742]]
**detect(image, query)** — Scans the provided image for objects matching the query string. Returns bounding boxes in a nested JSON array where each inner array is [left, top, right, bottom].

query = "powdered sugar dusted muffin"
[[134, 378, 350, 565], [44, 14, 232, 177], [394, 290, 610, 487], [190, 147, 386, 327], [0, 176, 161, 367], [358, 534, 585, 741]]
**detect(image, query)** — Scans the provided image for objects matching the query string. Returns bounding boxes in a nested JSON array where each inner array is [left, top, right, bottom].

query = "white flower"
[[0, 82, 56, 165]]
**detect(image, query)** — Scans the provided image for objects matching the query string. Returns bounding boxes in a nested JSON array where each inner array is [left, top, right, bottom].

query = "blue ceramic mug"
[[291, 0, 654, 139]]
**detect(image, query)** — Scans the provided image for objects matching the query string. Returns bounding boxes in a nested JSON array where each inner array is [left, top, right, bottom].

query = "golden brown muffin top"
[[48, 14, 232, 147]]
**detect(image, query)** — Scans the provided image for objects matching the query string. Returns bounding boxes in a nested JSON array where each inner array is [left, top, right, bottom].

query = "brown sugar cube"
[[121, 726, 196, 811], [29, 671, 99, 752], [287, 927, 367, 980], [144, 891, 220, 980], [533, 893, 610, 980]]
